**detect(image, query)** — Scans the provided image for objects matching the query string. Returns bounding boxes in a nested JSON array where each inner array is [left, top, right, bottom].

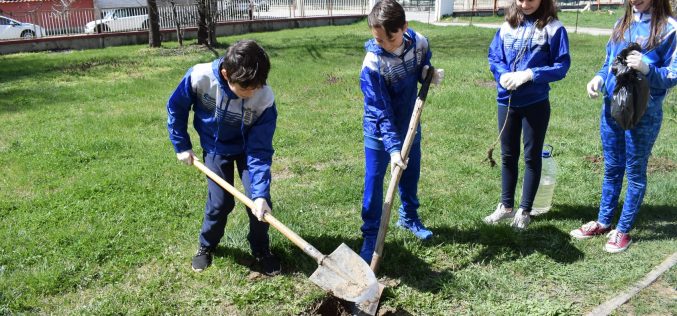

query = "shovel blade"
[[309, 243, 381, 306]]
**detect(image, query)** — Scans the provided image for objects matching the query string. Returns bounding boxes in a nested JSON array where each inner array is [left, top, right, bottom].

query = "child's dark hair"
[[612, 0, 674, 50], [367, 0, 406, 38], [505, 0, 558, 29], [221, 39, 270, 88]]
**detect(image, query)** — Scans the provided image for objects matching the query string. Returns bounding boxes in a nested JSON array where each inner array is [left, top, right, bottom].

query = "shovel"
[[370, 67, 435, 273], [192, 160, 383, 314]]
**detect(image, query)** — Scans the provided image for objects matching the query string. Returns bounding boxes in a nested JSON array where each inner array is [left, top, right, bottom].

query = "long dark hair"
[[505, 0, 558, 29], [612, 0, 674, 50]]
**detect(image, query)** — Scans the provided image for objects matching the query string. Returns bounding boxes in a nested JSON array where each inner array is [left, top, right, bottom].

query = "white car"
[[84, 8, 149, 34], [0, 15, 45, 39]]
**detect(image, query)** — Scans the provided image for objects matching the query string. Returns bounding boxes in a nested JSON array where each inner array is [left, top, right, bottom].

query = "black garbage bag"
[[610, 42, 650, 130]]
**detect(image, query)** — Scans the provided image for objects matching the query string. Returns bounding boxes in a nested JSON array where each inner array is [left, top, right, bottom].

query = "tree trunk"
[[197, 0, 208, 45], [147, 0, 161, 47], [170, 2, 183, 47], [206, 0, 217, 46]]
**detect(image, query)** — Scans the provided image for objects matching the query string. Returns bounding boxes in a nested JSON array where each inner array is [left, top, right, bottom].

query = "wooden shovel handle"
[[370, 67, 435, 272], [193, 159, 326, 264]]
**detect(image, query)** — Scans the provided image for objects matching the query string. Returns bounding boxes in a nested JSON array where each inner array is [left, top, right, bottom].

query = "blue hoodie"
[[488, 17, 571, 107], [166, 59, 277, 200], [360, 28, 432, 154], [597, 12, 677, 107]]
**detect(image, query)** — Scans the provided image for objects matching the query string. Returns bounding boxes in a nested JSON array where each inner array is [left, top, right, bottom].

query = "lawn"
[[447, 7, 625, 29], [1, 21, 675, 315]]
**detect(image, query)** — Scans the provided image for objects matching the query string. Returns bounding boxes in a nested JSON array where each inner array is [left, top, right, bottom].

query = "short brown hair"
[[367, 0, 406, 39], [221, 40, 270, 88]]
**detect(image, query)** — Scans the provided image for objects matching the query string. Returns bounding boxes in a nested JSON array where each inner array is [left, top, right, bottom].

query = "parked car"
[[0, 15, 45, 39], [84, 8, 149, 34]]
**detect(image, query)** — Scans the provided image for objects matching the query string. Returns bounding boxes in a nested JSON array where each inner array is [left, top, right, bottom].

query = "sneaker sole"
[[570, 230, 612, 240], [396, 222, 433, 240], [570, 231, 596, 240], [483, 217, 514, 225], [605, 240, 632, 253], [191, 267, 205, 272]]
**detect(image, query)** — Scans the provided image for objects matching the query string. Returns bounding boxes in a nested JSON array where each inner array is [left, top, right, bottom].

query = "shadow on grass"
[[538, 203, 677, 242], [259, 222, 584, 296]]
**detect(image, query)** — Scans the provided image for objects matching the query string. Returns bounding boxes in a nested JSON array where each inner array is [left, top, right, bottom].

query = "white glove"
[[421, 65, 445, 85], [586, 75, 604, 99], [390, 151, 407, 172], [176, 149, 195, 165], [253, 198, 271, 222], [500, 69, 533, 90], [626, 50, 650, 75]]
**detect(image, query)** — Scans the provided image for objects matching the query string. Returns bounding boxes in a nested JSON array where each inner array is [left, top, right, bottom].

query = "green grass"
[[1, 21, 676, 314], [446, 7, 625, 29]]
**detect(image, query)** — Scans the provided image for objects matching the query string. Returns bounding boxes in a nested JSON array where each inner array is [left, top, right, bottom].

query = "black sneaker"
[[255, 252, 281, 276], [191, 245, 213, 272]]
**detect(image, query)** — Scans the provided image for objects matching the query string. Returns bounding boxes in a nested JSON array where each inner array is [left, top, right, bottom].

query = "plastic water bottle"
[[531, 145, 557, 216]]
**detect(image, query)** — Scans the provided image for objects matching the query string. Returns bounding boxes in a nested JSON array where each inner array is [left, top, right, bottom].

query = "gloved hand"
[[176, 149, 195, 165], [421, 65, 445, 85], [586, 75, 604, 98], [500, 69, 533, 90], [390, 151, 407, 172], [253, 198, 271, 222], [626, 50, 650, 75]]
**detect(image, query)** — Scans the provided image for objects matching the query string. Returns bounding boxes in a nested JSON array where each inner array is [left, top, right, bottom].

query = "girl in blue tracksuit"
[[167, 40, 280, 274], [570, 0, 677, 253], [358, 0, 444, 263], [484, 0, 570, 230]]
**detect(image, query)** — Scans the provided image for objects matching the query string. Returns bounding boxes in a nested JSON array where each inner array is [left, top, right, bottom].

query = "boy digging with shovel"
[[358, 0, 444, 264], [166, 40, 281, 275]]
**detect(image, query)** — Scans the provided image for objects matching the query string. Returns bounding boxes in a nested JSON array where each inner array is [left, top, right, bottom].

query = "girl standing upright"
[[484, 0, 571, 230], [570, 0, 677, 253]]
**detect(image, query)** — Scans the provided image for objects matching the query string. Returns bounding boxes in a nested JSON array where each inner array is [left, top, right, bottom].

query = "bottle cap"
[[542, 144, 554, 158]]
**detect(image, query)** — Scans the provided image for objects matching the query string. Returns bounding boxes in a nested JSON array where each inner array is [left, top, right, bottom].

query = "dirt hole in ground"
[[302, 295, 408, 316], [474, 79, 496, 89], [326, 74, 340, 85], [303, 296, 353, 316], [585, 155, 676, 173]]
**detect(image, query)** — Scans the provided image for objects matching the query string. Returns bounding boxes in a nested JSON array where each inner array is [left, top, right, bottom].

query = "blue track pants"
[[198, 153, 271, 256], [598, 100, 663, 233], [361, 142, 422, 239]]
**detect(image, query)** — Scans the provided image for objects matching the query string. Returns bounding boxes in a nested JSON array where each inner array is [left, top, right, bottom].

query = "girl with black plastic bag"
[[570, 0, 677, 253]]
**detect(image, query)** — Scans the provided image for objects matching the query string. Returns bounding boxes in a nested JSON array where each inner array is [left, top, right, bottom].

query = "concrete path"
[[406, 11, 612, 36]]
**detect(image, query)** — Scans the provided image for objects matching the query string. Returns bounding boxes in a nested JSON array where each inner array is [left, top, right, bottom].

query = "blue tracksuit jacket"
[[488, 17, 571, 106], [166, 59, 277, 200], [360, 28, 432, 153]]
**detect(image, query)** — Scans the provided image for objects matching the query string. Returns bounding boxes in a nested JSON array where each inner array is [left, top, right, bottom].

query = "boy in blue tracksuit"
[[358, 0, 444, 263], [571, 0, 677, 253], [167, 40, 281, 274], [484, 0, 570, 230]]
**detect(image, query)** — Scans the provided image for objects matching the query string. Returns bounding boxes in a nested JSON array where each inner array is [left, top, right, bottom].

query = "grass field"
[[1, 21, 675, 315], [447, 7, 625, 29]]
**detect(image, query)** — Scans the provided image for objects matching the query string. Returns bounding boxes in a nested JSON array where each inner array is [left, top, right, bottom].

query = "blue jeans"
[[598, 100, 662, 233], [361, 143, 422, 239], [199, 153, 271, 256], [498, 99, 551, 211]]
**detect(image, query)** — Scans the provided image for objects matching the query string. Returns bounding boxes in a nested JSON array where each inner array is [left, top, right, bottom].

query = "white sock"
[[598, 222, 610, 229]]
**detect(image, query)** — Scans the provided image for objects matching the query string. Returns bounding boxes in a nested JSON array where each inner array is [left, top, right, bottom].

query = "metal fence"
[[453, 0, 626, 14], [1, 0, 370, 40], [0, 0, 629, 40]]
